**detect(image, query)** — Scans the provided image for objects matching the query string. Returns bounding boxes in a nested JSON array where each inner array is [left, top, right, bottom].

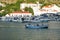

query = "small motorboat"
[[25, 24, 48, 29]]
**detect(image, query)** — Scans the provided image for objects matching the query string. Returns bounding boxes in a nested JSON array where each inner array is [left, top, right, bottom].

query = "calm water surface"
[[0, 22, 60, 40]]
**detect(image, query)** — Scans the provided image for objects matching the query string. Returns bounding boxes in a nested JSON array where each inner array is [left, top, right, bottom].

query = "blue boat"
[[25, 24, 48, 29]]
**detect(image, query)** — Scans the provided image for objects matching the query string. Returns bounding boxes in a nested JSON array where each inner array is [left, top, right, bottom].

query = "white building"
[[41, 4, 60, 14], [0, 3, 6, 7], [5, 11, 32, 17], [36, 4, 60, 15], [20, 3, 41, 10], [20, 3, 42, 16], [20, 3, 60, 16]]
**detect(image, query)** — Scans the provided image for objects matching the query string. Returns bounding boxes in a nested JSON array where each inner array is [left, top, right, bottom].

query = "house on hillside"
[[5, 11, 32, 17], [20, 3, 41, 10], [40, 4, 60, 14], [20, 3, 42, 16], [20, 3, 60, 16]]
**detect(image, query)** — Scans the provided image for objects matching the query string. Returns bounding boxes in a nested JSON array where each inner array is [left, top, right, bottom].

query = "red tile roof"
[[42, 5, 53, 8], [10, 11, 31, 14], [13, 11, 30, 13]]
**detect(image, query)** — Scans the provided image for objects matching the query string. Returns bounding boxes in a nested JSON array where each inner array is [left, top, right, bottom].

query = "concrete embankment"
[[48, 21, 60, 29]]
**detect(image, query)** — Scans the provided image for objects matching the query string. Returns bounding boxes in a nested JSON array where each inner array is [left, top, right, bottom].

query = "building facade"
[[5, 11, 32, 17]]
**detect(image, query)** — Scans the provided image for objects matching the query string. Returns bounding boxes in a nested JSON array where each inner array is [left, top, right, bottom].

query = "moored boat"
[[25, 24, 48, 29]]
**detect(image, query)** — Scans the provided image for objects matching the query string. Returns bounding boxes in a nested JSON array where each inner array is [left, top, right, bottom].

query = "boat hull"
[[25, 25, 48, 29]]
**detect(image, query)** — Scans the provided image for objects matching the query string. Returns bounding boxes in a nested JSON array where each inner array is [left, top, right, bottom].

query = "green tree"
[[24, 7, 34, 15], [0, 10, 9, 16], [0, 6, 2, 11], [27, 0, 37, 3], [28, 7, 34, 15], [24, 7, 29, 11]]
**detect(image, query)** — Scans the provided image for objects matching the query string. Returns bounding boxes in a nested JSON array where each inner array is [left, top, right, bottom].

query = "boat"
[[25, 24, 48, 29]]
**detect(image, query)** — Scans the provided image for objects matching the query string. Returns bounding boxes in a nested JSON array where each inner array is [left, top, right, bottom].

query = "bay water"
[[0, 22, 60, 40]]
